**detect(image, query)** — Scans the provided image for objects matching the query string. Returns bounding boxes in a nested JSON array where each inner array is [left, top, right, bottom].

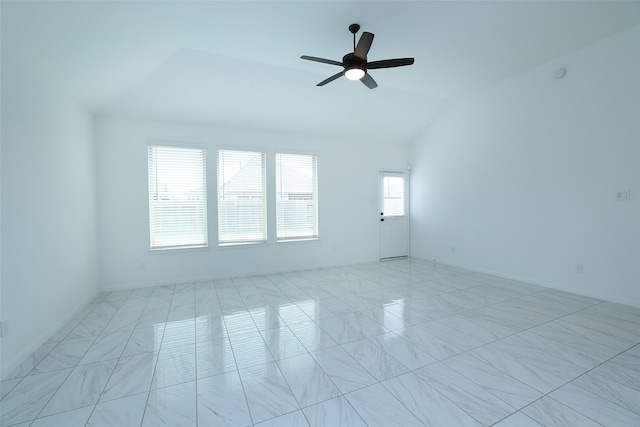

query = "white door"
[[379, 172, 409, 259]]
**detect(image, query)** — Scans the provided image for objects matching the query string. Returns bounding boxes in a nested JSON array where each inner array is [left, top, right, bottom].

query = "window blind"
[[217, 149, 266, 244], [276, 153, 318, 240], [148, 145, 208, 250]]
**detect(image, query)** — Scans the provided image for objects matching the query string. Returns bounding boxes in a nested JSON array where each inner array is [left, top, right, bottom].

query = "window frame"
[[275, 152, 319, 242], [147, 143, 209, 251], [217, 148, 268, 246]]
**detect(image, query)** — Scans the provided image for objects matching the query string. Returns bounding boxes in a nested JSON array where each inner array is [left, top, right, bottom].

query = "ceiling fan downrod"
[[349, 23, 361, 51]]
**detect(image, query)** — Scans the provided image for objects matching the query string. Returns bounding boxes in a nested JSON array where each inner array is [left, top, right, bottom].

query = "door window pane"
[[383, 176, 405, 216]]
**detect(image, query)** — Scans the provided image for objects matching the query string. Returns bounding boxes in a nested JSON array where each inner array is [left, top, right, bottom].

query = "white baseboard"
[[416, 257, 640, 309], [1, 290, 100, 379], [99, 256, 380, 292]]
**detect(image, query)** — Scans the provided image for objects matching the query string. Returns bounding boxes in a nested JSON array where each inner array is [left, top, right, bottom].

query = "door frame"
[[378, 170, 410, 260]]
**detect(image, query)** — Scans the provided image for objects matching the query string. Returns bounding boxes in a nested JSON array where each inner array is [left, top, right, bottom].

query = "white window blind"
[[217, 149, 266, 244], [276, 153, 318, 241], [383, 176, 405, 216], [148, 145, 208, 250]]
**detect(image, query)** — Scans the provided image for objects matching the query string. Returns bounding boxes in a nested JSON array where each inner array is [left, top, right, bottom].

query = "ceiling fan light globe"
[[345, 67, 365, 81]]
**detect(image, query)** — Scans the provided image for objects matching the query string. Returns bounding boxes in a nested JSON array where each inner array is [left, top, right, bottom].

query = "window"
[[383, 175, 405, 216], [217, 149, 266, 244], [276, 153, 318, 241], [148, 145, 207, 250]]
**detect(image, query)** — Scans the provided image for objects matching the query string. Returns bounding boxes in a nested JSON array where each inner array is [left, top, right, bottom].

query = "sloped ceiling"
[[2, 1, 639, 144]]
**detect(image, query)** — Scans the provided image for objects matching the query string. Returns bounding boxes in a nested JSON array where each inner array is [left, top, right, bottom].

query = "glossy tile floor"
[[2, 259, 640, 426]]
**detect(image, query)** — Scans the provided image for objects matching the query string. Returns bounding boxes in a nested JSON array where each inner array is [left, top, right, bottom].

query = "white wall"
[[1, 64, 100, 374], [96, 117, 408, 290], [410, 25, 640, 306]]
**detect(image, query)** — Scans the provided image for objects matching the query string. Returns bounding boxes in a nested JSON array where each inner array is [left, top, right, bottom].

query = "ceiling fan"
[[301, 23, 414, 89]]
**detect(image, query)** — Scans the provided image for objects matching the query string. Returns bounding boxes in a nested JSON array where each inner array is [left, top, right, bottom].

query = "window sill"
[[149, 245, 209, 254], [276, 237, 319, 244], [218, 241, 268, 248]]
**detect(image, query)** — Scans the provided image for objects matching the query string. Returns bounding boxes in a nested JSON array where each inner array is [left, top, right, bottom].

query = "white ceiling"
[[3, 1, 639, 144]]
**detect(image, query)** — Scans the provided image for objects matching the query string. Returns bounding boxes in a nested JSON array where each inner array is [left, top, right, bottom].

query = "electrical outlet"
[[616, 190, 631, 201], [0, 319, 8, 338]]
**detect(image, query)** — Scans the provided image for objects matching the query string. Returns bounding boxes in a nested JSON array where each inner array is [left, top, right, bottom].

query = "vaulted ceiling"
[[3, 1, 639, 144]]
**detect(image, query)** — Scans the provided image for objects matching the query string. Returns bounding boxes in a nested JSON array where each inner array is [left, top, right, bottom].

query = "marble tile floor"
[[1, 258, 640, 426]]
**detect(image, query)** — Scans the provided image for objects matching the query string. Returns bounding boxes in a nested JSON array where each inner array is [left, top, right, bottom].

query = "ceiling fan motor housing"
[[343, 53, 367, 69]]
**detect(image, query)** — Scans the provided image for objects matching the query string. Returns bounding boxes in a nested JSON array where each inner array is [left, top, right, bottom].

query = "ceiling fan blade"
[[361, 73, 378, 89], [301, 55, 343, 66], [354, 32, 374, 59], [367, 58, 415, 69], [317, 71, 344, 86]]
